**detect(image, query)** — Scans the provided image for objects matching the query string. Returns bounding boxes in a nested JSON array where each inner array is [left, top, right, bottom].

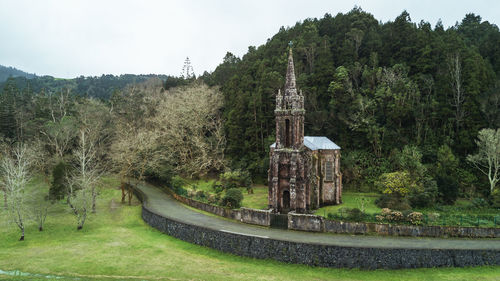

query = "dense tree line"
[[203, 8, 500, 205], [0, 65, 35, 83], [0, 74, 177, 100]]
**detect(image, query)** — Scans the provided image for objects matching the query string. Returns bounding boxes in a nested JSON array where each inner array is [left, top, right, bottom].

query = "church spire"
[[284, 43, 297, 96]]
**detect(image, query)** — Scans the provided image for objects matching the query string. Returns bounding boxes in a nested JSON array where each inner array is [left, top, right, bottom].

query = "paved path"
[[133, 181, 500, 250]]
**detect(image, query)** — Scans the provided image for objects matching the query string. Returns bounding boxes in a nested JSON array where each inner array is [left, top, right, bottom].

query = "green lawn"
[[183, 179, 269, 209], [241, 184, 269, 209], [1, 175, 499, 280], [315, 192, 381, 217]]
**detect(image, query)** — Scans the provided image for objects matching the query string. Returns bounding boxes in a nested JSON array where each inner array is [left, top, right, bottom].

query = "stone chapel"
[[268, 46, 342, 214]]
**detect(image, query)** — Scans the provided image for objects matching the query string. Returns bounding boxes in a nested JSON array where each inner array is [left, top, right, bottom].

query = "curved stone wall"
[[140, 204, 499, 269]]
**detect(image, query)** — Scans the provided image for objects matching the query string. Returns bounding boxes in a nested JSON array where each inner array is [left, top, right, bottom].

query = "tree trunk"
[[39, 226, 43, 231], [91, 186, 97, 213], [121, 182, 126, 203], [3, 190, 6, 209], [19, 227, 25, 241], [128, 187, 133, 205]]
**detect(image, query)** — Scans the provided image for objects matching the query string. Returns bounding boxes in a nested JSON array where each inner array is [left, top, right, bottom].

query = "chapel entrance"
[[282, 190, 290, 213]]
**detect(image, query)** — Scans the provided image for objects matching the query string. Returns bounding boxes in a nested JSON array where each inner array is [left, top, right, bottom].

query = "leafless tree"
[[448, 52, 466, 133], [67, 127, 102, 229], [151, 82, 226, 177], [0, 144, 33, 240], [74, 99, 111, 212]]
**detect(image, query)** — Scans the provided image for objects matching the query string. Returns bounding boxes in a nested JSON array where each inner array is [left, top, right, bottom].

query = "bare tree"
[[67, 128, 102, 229], [151, 82, 226, 177], [75, 99, 110, 212], [0, 144, 33, 240], [467, 128, 500, 194], [41, 116, 77, 159], [448, 52, 466, 133], [110, 79, 166, 204], [31, 189, 50, 231]]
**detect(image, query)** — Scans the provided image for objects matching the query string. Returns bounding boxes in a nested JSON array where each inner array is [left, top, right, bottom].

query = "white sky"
[[0, 0, 499, 78]]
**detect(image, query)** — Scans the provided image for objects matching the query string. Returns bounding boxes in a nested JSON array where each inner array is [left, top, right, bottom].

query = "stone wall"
[[165, 188, 241, 221], [288, 212, 324, 232], [240, 207, 271, 226], [140, 205, 500, 269], [324, 220, 500, 238]]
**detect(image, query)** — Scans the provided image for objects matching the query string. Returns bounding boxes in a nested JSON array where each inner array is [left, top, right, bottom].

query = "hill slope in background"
[[205, 8, 500, 181], [0, 73, 176, 100], [0, 65, 35, 82]]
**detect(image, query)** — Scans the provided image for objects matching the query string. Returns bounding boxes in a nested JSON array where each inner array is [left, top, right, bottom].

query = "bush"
[[471, 197, 488, 209], [171, 175, 187, 196], [492, 189, 500, 208], [375, 194, 411, 211], [408, 177, 438, 208], [195, 190, 206, 200], [436, 174, 459, 205], [49, 161, 67, 200], [407, 212, 423, 225], [221, 188, 243, 208], [347, 208, 365, 222], [219, 169, 252, 190]]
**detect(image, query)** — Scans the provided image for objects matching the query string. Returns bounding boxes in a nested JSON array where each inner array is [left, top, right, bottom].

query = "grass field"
[[183, 179, 269, 209], [1, 176, 498, 281], [315, 192, 381, 216]]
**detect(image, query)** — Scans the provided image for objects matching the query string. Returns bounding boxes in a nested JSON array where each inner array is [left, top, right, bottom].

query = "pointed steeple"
[[284, 46, 297, 96]]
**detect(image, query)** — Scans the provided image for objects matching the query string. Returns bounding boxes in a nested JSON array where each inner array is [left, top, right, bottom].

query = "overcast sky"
[[1, 0, 499, 78]]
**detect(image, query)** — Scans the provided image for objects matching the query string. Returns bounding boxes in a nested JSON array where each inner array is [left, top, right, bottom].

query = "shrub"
[[427, 212, 440, 222], [389, 211, 404, 222], [347, 208, 365, 222], [471, 197, 488, 209], [49, 161, 67, 200], [171, 175, 185, 190], [219, 169, 252, 190], [221, 188, 243, 208], [408, 177, 438, 208], [376, 194, 411, 211], [436, 173, 459, 205], [195, 190, 206, 200], [407, 212, 423, 225], [338, 207, 350, 218], [381, 208, 392, 216], [207, 194, 217, 204], [376, 171, 420, 197], [492, 189, 500, 208]]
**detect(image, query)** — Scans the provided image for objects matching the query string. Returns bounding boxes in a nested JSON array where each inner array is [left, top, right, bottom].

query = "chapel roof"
[[270, 136, 340, 150]]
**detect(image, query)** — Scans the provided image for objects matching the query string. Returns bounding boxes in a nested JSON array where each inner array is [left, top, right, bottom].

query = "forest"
[[1, 8, 500, 229], [204, 8, 500, 207]]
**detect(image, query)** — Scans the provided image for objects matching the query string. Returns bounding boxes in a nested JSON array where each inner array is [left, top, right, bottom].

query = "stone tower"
[[268, 46, 309, 213]]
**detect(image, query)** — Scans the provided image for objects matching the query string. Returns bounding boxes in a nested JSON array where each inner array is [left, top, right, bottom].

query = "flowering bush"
[[407, 212, 423, 225], [381, 208, 392, 216], [390, 211, 404, 222]]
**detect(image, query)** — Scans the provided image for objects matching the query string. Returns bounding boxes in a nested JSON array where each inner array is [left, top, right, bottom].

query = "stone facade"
[[269, 48, 342, 213]]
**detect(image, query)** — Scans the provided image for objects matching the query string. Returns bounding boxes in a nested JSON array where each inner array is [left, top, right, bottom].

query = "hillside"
[[0, 65, 35, 82], [0, 73, 176, 100], [207, 8, 500, 192]]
